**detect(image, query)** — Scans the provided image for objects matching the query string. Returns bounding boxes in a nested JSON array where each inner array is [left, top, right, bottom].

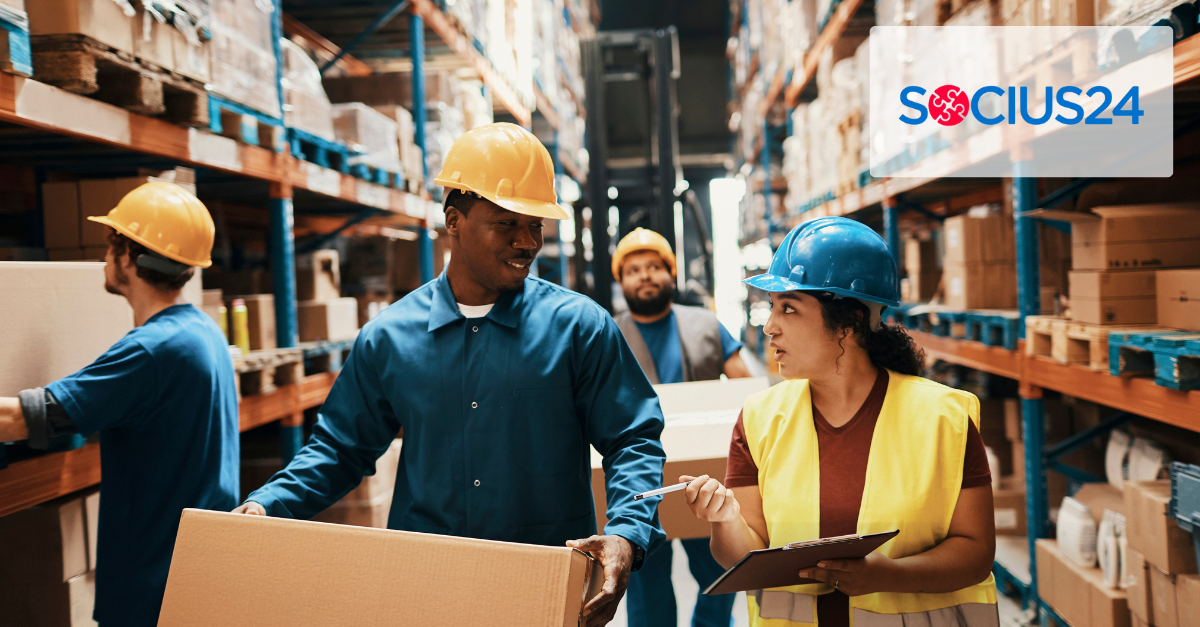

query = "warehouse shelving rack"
[[0, 0, 592, 519], [732, 1, 1200, 623]]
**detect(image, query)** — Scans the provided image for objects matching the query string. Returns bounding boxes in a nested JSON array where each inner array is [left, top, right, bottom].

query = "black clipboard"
[[702, 530, 899, 595]]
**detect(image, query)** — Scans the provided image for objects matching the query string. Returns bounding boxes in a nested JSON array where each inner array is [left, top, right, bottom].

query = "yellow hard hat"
[[434, 123, 570, 220], [612, 228, 677, 280], [87, 182, 215, 268]]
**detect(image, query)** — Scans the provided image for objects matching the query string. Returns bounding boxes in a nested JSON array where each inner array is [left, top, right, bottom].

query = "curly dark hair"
[[811, 292, 925, 376], [106, 229, 195, 291]]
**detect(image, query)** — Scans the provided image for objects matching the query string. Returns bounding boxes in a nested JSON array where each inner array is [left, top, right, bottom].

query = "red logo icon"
[[928, 85, 969, 126]]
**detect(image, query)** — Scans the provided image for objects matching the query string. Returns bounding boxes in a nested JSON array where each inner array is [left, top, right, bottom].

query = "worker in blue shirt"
[[234, 123, 667, 626], [611, 228, 751, 627], [0, 183, 239, 627]]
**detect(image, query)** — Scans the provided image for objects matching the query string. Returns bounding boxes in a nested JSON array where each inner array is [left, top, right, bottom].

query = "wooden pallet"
[[233, 348, 304, 398], [288, 127, 351, 173], [299, 338, 357, 374], [1109, 331, 1200, 391], [1025, 315, 1069, 362], [30, 34, 207, 127], [1026, 316, 1167, 371]]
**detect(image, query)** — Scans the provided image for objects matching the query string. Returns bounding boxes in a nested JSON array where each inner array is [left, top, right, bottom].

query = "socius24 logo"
[[900, 84, 1144, 125]]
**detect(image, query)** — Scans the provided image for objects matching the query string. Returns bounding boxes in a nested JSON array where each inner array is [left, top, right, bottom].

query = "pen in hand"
[[633, 481, 691, 500]]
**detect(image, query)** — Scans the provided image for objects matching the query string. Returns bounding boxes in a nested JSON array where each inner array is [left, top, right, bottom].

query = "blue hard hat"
[[743, 217, 901, 307]]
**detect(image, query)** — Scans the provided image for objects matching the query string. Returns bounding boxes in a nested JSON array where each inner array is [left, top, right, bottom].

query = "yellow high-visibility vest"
[[740, 371, 999, 626]]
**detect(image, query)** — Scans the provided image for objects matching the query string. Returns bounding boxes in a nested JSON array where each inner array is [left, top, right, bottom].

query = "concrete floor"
[[607, 540, 1029, 627]]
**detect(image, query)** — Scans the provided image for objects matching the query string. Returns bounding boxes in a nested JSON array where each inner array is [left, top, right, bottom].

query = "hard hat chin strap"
[[136, 251, 191, 276]]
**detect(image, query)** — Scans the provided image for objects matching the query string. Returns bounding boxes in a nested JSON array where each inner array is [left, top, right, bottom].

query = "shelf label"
[[305, 163, 341, 197], [869, 26, 1173, 178]]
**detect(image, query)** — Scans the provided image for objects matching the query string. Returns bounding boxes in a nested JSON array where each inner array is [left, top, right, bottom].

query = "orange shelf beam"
[[909, 330, 1024, 380], [784, 0, 864, 106]]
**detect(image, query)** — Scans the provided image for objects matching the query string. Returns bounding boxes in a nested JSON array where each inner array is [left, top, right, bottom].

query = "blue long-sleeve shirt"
[[248, 272, 667, 553]]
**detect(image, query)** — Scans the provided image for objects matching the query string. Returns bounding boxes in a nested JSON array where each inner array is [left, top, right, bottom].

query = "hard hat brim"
[[743, 274, 899, 308], [490, 195, 572, 220], [87, 216, 212, 268]]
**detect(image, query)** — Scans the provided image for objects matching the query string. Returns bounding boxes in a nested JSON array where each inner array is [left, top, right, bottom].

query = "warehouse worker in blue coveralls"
[[612, 227, 752, 627], [233, 123, 667, 626], [0, 183, 239, 627]]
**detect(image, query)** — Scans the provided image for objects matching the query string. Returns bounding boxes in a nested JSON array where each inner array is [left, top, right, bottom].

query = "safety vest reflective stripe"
[[751, 591, 999, 627]]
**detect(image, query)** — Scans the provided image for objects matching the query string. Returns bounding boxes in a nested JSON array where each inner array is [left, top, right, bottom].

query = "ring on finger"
[[833, 579, 839, 590]]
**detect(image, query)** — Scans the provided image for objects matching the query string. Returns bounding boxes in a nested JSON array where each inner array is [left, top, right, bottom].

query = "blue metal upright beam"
[[411, 12, 436, 284], [762, 117, 773, 246], [883, 197, 901, 269], [269, 183, 303, 463], [1014, 164, 1040, 337]]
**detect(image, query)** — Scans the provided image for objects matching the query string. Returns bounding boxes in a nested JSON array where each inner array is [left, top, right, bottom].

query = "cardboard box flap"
[[160, 510, 599, 627], [1091, 204, 1200, 219], [1021, 209, 1101, 222]]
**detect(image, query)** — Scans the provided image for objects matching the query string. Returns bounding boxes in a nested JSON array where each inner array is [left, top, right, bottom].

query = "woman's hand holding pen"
[[680, 474, 740, 523]]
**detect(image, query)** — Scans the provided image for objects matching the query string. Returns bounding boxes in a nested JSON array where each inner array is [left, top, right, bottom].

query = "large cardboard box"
[[1124, 480, 1199, 575], [1128, 547, 1153, 625], [0, 494, 89, 584], [1156, 269, 1200, 332], [4, 570, 97, 627], [1031, 204, 1200, 271], [298, 297, 359, 342], [1036, 538, 1131, 627], [29, 0, 134, 53], [159, 509, 603, 627], [77, 175, 195, 248], [43, 182, 82, 249], [944, 262, 1017, 310], [943, 213, 1015, 266], [906, 269, 942, 302], [905, 239, 939, 274], [994, 478, 1027, 537], [0, 262, 133, 396], [1152, 566, 1180, 627], [1070, 270, 1158, 325], [323, 71, 457, 109], [1179, 574, 1200, 627], [296, 249, 341, 302], [591, 377, 770, 541]]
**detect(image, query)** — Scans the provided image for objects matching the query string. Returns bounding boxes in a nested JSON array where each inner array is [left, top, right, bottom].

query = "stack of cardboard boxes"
[[942, 210, 1017, 310], [41, 169, 196, 262], [903, 238, 941, 302], [1049, 204, 1200, 330], [295, 249, 359, 343], [1124, 481, 1200, 627], [0, 488, 100, 627]]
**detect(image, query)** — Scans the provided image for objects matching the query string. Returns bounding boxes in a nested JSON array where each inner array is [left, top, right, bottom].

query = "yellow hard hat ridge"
[[434, 123, 570, 220], [87, 182, 215, 268], [612, 227, 677, 280]]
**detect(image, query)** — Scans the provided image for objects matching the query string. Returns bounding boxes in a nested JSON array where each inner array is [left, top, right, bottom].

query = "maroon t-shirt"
[[724, 370, 992, 627]]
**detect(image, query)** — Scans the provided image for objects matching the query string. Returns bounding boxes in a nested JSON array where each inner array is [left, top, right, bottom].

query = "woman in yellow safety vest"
[[683, 217, 999, 627]]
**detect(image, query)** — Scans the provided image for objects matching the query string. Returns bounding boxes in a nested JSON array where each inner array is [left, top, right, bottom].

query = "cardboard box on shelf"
[[592, 378, 770, 541], [202, 289, 224, 307], [210, 0, 280, 118], [1124, 480, 1199, 575], [1152, 566, 1180, 627], [43, 181, 82, 249], [1069, 269, 1158, 325], [994, 477, 1027, 537], [158, 509, 602, 627], [1156, 269, 1200, 332], [204, 269, 272, 297], [1030, 204, 1200, 271], [296, 249, 341, 303], [1072, 482, 1126, 527], [906, 269, 942, 302], [4, 570, 97, 627], [29, 0, 134, 53], [0, 493, 89, 584], [943, 213, 1015, 266], [323, 71, 456, 110], [298, 297, 359, 342], [230, 294, 275, 351], [0, 262, 133, 396], [77, 174, 195, 248], [1179, 574, 1200, 626], [1128, 547, 1153, 625], [905, 239, 939, 274], [1005, 398, 1022, 442], [355, 291, 393, 328], [944, 262, 1017, 310], [1036, 538, 1131, 627], [393, 236, 446, 293]]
